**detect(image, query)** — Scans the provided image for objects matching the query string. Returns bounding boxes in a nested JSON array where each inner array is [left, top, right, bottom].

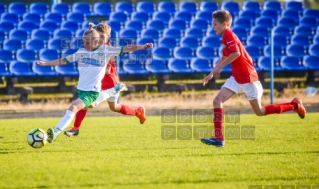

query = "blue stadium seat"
[[115, 2, 134, 16], [0, 30, 5, 45], [169, 19, 188, 31], [190, 58, 212, 73], [294, 25, 313, 36], [0, 3, 6, 16], [263, 45, 285, 57], [145, 59, 170, 74], [158, 2, 177, 15], [152, 12, 170, 25], [51, 3, 70, 17], [246, 45, 262, 61], [18, 21, 37, 34], [125, 20, 143, 33], [232, 27, 248, 42], [277, 17, 296, 30], [16, 49, 36, 62], [286, 44, 307, 57], [3, 39, 22, 53], [54, 29, 73, 38], [257, 57, 283, 71], [31, 29, 50, 42], [137, 37, 154, 45], [129, 49, 152, 64], [147, 20, 166, 32], [179, 2, 197, 16], [261, 9, 278, 22], [60, 49, 78, 59], [274, 26, 291, 36], [120, 29, 138, 38], [213, 57, 232, 72], [8, 2, 27, 17], [159, 37, 177, 50], [55, 62, 78, 76], [109, 12, 128, 25], [40, 21, 59, 35], [107, 20, 121, 32], [202, 36, 221, 49], [280, 56, 305, 70], [303, 9, 319, 21], [314, 35, 319, 44], [234, 18, 253, 31], [242, 1, 261, 15], [196, 46, 217, 60], [72, 38, 84, 49], [23, 13, 41, 26], [9, 29, 28, 42], [152, 47, 172, 60], [274, 35, 289, 48], [61, 21, 79, 34], [185, 28, 204, 40], [39, 49, 59, 61], [255, 17, 274, 29], [32, 61, 57, 76], [81, 20, 99, 29], [123, 59, 148, 74], [180, 37, 199, 50], [291, 34, 311, 47], [247, 35, 267, 49], [75, 29, 85, 37], [263, 1, 282, 14], [131, 12, 150, 25], [30, 3, 48, 16], [137, 2, 156, 15], [200, 2, 218, 12], [285, 1, 303, 13], [1, 13, 19, 26], [282, 9, 300, 23], [173, 47, 194, 59], [196, 11, 213, 24], [168, 58, 193, 73], [67, 12, 86, 24], [174, 11, 193, 24], [206, 28, 219, 37], [163, 28, 182, 41], [304, 56, 319, 70], [239, 10, 257, 23], [44, 13, 63, 26], [0, 50, 14, 63], [10, 61, 35, 76], [0, 21, 14, 34], [72, 2, 94, 16], [251, 26, 269, 37], [299, 17, 317, 30], [221, 1, 240, 16], [94, 2, 112, 16], [190, 19, 209, 32], [0, 62, 11, 76], [309, 44, 319, 56], [141, 29, 160, 41], [26, 39, 45, 52]]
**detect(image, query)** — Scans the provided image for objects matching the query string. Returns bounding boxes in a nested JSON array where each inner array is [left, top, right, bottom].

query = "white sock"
[[55, 110, 75, 134], [94, 88, 116, 107]]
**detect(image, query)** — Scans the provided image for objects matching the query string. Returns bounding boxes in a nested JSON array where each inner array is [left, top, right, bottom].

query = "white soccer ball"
[[27, 128, 48, 148]]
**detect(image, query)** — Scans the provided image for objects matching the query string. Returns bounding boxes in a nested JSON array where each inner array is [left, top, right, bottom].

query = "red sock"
[[119, 104, 136, 116], [213, 108, 224, 141], [265, 102, 297, 115], [73, 109, 88, 130]]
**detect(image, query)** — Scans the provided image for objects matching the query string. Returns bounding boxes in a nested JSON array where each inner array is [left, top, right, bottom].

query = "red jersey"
[[101, 41, 119, 90], [222, 28, 258, 84]]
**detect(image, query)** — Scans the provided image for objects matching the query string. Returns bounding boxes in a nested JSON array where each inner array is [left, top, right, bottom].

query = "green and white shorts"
[[77, 89, 100, 107]]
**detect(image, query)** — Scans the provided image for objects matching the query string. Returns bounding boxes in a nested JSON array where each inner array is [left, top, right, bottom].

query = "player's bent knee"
[[213, 98, 223, 107]]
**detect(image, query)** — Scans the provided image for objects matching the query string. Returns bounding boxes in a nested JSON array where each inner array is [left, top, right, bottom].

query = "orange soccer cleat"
[[291, 98, 306, 119], [135, 107, 146, 124]]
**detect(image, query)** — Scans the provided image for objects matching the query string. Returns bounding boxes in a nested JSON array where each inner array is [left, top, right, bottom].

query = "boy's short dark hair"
[[212, 10, 232, 26]]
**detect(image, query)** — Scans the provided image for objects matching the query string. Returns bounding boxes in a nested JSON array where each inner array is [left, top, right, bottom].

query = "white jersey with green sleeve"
[[64, 45, 123, 92]]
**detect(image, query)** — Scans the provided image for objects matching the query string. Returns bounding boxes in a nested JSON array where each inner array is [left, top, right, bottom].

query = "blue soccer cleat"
[[47, 127, 58, 143], [114, 82, 128, 93], [201, 138, 225, 147]]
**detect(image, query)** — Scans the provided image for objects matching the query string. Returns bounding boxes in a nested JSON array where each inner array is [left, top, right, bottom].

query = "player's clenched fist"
[[143, 43, 153, 49]]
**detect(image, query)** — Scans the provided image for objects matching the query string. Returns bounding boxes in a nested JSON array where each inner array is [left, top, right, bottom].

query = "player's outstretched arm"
[[123, 43, 153, 53], [36, 58, 67, 66]]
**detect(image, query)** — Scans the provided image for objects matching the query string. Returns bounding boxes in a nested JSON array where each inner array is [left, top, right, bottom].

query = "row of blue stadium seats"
[[1, 43, 319, 64], [1, 55, 319, 77], [0, 1, 316, 17]]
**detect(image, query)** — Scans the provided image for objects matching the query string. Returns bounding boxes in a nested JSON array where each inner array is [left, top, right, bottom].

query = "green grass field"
[[0, 113, 319, 189]]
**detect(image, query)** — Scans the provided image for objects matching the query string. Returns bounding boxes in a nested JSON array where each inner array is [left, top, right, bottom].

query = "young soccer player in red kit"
[[64, 22, 146, 137], [200, 10, 306, 147]]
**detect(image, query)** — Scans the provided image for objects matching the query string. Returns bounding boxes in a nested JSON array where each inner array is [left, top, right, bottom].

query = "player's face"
[[97, 31, 110, 45], [83, 33, 99, 51], [212, 19, 226, 36]]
